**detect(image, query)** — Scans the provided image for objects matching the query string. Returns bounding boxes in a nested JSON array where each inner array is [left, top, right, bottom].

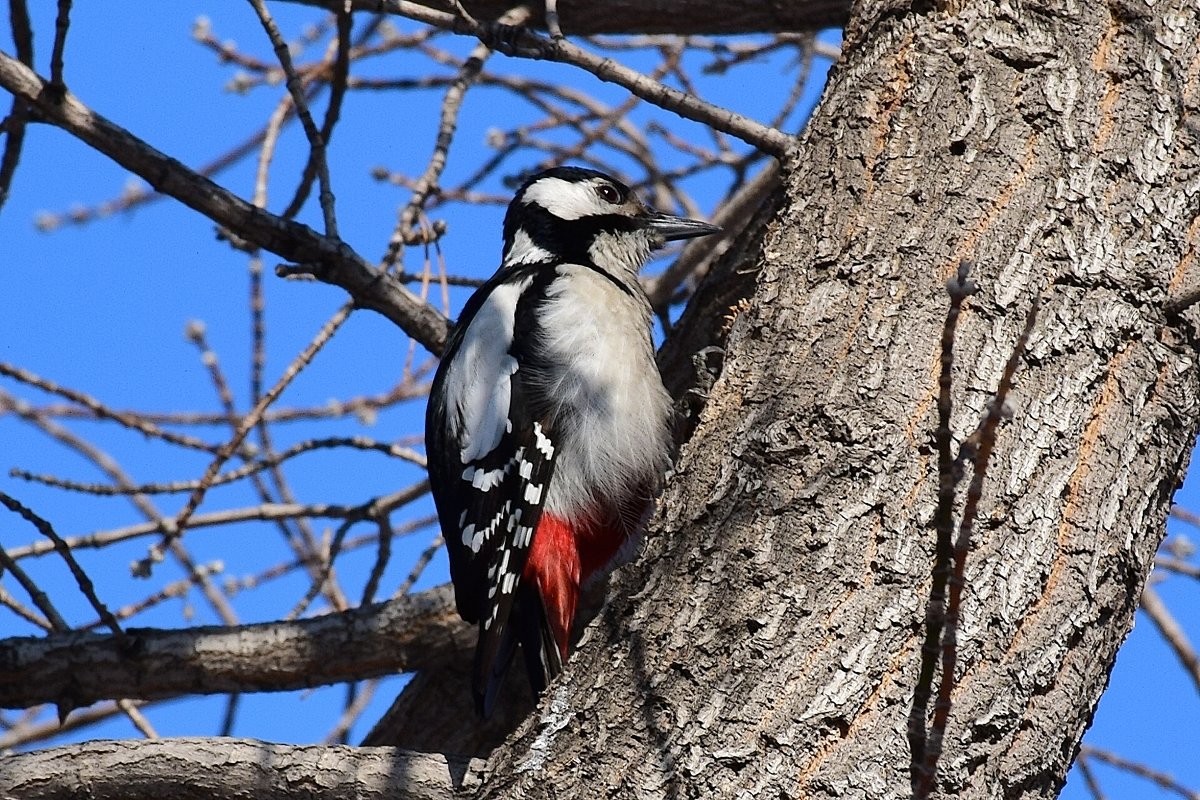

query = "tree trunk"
[[475, 0, 1200, 797]]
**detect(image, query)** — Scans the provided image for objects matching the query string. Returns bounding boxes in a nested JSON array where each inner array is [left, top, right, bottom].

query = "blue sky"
[[1, 3, 1196, 796]]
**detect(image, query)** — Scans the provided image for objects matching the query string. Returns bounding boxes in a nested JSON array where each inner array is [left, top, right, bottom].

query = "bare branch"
[[0, 50, 450, 353], [1140, 584, 1200, 694], [1080, 745, 1200, 800], [281, 0, 850, 35], [0, 491, 124, 639], [0, 738, 484, 800], [0, 586, 465, 709], [480, 27, 795, 157], [9, 484, 432, 561]]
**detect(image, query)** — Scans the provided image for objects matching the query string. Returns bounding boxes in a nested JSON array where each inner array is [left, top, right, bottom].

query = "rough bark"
[[473, 0, 1200, 797], [0, 738, 483, 800], [4, 0, 1199, 797]]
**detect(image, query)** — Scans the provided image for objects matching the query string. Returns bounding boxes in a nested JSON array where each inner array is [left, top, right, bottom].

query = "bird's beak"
[[644, 212, 722, 242]]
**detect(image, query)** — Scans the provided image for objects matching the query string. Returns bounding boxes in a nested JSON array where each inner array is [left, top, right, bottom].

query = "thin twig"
[[0, 362, 231, 455], [1081, 745, 1200, 800], [918, 290, 1040, 797], [0, 491, 125, 639], [0, 583, 52, 630], [384, 5, 532, 263], [1075, 753, 1108, 800], [246, 0, 341, 236], [0, 544, 70, 632], [9, 488, 429, 561], [50, 0, 73, 90], [0, 0, 33, 214], [144, 304, 354, 576], [1140, 584, 1200, 694], [0, 51, 449, 350]]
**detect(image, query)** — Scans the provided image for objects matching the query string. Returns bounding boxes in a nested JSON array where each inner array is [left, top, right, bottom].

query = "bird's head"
[[501, 167, 720, 277]]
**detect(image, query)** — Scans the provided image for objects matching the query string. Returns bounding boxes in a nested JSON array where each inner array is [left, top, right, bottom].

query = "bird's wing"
[[426, 271, 559, 711]]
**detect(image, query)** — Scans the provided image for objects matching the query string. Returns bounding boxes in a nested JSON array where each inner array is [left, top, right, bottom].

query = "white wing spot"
[[460, 524, 480, 553], [534, 422, 555, 459], [524, 482, 543, 505], [465, 500, 513, 556], [516, 525, 533, 548], [465, 464, 507, 491]]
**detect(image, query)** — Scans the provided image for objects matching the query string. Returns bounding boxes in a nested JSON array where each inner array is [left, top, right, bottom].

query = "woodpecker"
[[425, 167, 720, 715]]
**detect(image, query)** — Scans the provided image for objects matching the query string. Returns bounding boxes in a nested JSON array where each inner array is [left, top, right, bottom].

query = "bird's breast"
[[531, 265, 673, 521]]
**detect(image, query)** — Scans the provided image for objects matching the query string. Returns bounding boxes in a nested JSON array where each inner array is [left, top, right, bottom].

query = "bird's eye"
[[596, 183, 622, 204]]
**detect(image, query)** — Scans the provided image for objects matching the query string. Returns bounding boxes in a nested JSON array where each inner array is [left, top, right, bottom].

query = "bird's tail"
[[473, 583, 563, 718]]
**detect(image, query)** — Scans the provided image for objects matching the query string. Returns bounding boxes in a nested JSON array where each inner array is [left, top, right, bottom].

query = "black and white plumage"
[[425, 166, 720, 715]]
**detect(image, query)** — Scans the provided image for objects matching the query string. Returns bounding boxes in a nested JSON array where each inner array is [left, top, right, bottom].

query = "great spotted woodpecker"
[[425, 167, 720, 715]]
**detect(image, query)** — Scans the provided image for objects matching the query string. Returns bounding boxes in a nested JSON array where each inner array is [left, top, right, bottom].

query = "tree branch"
[[0, 738, 485, 800], [0, 50, 450, 354], [0, 586, 468, 710], [282, 0, 851, 35]]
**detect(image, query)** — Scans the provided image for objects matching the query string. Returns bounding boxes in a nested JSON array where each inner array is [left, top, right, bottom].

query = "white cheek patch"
[[521, 177, 613, 220]]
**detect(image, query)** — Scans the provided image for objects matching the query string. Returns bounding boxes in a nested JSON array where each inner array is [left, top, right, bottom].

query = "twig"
[[394, 533, 444, 597], [1155, 555, 1200, 581], [0, 543, 70, 632], [1080, 745, 1200, 800], [189, 315, 348, 612], [1140, 584, 1200, 694], [246, 0, 341, 236], [384, 6, 532, 263], [117, 699, 158, 738], [324, 678, 380, 744], [0, 700, 156, 751], [287, 478, 430, 619], [922, 294, 1040, 789], [1075, 752, 1108, 800], [9, 488, 430, 561], [357, 0, 795, 155], [14, 436, 423, 495], [0, 0, 33, 215], [143, 304, 354, 577], [50, 0, 73, 90], [0, 51, 449, 351], [361, 516, 394, 606], [0, 388, 242, 630], [0, 362, 232, 456], [478, 27, 794, 157], [86, 561, 223, 630], [0, 491, 125, 639], [0, 583, 51, 630], [911, 264, 1040, 798]]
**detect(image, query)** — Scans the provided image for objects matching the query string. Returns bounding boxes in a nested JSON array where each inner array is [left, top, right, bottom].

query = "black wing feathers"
[[426, 265, 561, 715]]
